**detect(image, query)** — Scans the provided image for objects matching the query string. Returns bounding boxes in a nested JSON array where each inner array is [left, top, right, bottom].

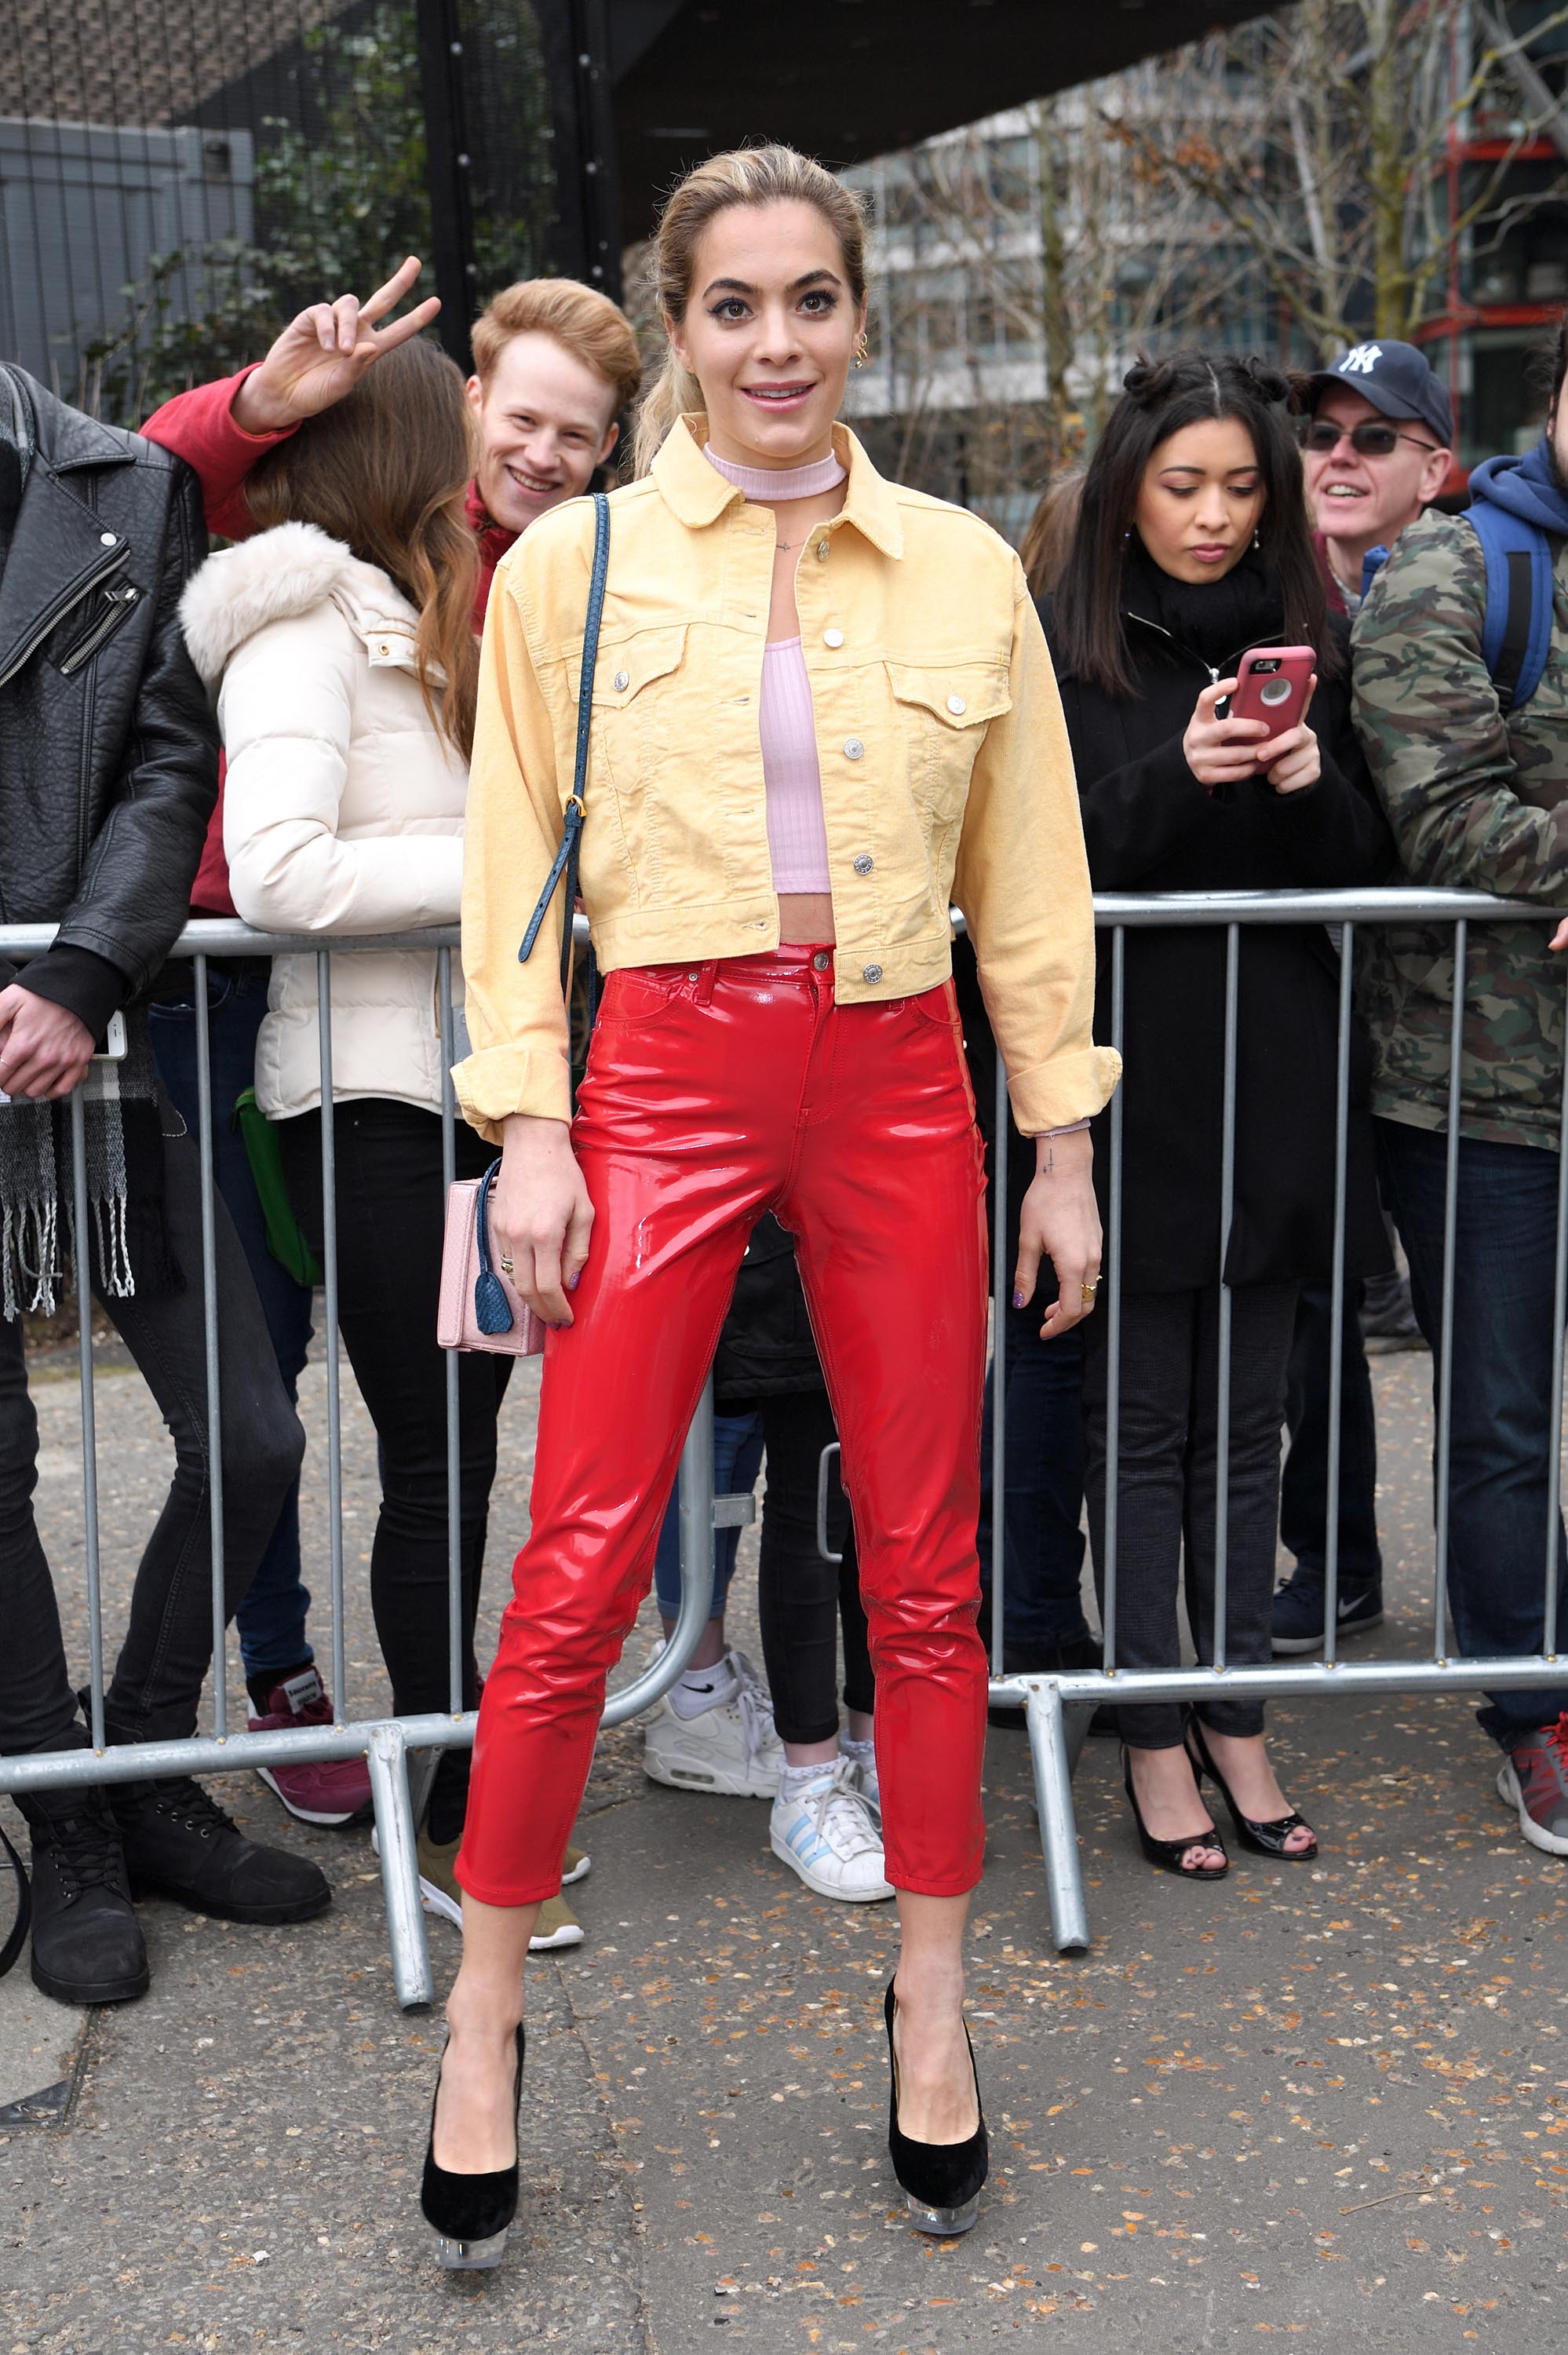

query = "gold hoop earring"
[[853, 331, 870, 371]]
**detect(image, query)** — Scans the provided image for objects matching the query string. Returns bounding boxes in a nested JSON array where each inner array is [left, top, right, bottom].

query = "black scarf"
[[1122, 536, 1285, 673]]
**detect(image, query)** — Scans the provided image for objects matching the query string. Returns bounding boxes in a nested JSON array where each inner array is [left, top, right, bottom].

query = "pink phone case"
[[1230, 645, 1316, 743]]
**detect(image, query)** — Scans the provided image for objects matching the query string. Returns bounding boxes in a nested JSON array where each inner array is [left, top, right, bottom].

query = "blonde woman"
[[421, 144, 1119, 2264]]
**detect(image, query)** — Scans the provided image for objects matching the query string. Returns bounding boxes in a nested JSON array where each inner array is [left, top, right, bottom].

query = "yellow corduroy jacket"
[[454, 414, 1121, 1141]]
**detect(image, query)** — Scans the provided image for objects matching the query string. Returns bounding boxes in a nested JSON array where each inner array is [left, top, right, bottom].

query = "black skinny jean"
[[1081, 1281, 1298, 1750], [1, 1099, 304, 1758], [277, 1101, 510, 1798], [748, 1388, 875, 1747]]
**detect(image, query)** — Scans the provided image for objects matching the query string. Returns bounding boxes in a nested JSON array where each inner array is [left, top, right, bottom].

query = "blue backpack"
[[1363, 502, 1559, 714]]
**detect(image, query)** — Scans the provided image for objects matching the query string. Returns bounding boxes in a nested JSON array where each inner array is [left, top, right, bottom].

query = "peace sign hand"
[[231, 257, 442, 435]]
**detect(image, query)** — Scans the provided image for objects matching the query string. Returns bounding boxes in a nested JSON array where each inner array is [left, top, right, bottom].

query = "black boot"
[[110, 1776, 331, 1926], [18, 1787, 150, 2006]]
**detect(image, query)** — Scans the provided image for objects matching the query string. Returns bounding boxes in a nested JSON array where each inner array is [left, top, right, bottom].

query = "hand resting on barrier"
[[0, 986, 95, 1101], [492, 1111, 595, 1327]]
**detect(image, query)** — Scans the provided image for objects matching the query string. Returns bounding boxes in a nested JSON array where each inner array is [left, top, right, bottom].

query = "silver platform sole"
[[435, 2227, 509, 2270], [906, 2192, 979, 2236]]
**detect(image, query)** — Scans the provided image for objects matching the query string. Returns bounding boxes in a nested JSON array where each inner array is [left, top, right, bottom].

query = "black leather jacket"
[[0, 367, 217, 1033]]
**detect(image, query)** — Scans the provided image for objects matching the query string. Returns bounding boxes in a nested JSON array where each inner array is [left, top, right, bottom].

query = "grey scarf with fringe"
[[0, 1008, 165, 1320]]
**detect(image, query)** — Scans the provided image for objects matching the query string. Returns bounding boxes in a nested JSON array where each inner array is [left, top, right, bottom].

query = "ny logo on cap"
[[1339, 344, 1383, 376]]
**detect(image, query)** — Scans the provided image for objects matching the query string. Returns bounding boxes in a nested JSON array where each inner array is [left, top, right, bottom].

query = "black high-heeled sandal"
[[421, 2022, 526, 2269], [884, 1980, 988, 2236], [1185, 1718, 1318, 1861], [1121, 1744, 1229, 1879]]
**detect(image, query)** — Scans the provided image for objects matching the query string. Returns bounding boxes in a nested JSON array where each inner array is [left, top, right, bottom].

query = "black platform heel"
[[884, 1980, 988, 2236], [1185, 1718, 1318, 1861], [421, 2023, 526, 2269], [1121, 1744, 1229, 1879]]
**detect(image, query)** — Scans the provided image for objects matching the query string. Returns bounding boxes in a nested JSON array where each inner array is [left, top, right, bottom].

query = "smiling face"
[[1133, 415, 1266, 584], [465, 330, 621, 535], [1304, 385, 1449, 561], [668, 199, 866, 471]]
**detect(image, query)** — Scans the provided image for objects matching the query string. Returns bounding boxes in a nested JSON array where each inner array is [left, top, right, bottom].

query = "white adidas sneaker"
[[770, 1760, 893, 1902], [643, 1645, 783, 1798]]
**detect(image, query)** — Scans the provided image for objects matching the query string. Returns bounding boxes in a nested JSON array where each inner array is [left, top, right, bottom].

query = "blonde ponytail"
[[632, 142, 869, 476]]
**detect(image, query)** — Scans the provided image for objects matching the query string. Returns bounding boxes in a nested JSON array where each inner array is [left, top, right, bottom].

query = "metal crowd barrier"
[[4, 889, 1564, 1996], [0, 914, 721, 2011], [978, 885, 1567, 1955]]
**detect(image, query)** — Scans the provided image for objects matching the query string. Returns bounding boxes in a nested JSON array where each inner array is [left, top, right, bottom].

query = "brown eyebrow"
[[699, 269, 844, 300], [1158, 463, 1259, 478]]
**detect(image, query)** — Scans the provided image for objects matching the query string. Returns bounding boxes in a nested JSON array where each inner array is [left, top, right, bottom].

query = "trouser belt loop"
[[692, 962, 719, 1007]]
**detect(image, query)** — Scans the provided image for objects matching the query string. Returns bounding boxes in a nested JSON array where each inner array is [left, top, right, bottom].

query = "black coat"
[[713, 1214, 826, 1407], [0, 368, 217, 1029], [1038, 586, 1394, 1292]]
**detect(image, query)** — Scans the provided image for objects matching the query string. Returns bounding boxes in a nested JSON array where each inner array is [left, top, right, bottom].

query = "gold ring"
[[1081, 1280, 1099, 1303], [499, 1256, 515, 1276]]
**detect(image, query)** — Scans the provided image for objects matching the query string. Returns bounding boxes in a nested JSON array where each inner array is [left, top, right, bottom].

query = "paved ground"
[[2, 1338, 1566, 2352]]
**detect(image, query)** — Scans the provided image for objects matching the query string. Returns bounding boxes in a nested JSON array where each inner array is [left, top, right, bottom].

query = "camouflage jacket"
[[1352, 506, 1568, 1151]]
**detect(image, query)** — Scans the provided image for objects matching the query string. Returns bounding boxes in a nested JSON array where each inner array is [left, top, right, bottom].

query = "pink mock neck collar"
[[703, 443, 847, 501]]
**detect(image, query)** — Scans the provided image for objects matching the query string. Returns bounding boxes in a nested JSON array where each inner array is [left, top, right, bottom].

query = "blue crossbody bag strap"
[[470, 1157, 514, 1336], [1468, 500, 1557, 715], [518, 490, 611, 988]]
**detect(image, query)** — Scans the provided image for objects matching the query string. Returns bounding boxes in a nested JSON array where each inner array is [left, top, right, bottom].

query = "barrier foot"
[[1025, 1683, 1089, 1955], [367, 1723, 434, 2011]]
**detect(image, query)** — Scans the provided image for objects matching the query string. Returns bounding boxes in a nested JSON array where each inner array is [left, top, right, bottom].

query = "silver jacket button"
[[946, 693, 967, 715], [862, 964, 883, 984], [613, 669, 629, 692], [853, 853, 873, 874], [843, 737, 865, 761], [99, 531, 117, 547], [823, 626, 844, 648], [816, 539, 830, 560]]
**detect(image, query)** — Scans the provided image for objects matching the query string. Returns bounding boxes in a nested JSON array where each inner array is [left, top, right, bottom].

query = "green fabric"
[[233, 1087, 321, 1288], [1351, 507, 1568, 1152]]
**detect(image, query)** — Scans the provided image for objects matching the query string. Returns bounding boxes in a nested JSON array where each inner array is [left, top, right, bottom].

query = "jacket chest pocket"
[[571, 624, 689, 799], [47, 578, 143, 677], [886, 661, 1011, 820]]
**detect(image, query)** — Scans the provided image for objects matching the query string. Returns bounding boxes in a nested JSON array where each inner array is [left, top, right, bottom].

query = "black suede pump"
[[421, 2024, 526, 2269], [884, 1980, 988, 2236]]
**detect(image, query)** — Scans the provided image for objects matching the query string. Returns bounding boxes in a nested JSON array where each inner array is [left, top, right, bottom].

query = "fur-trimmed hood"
[[179, 520, 420, 686]]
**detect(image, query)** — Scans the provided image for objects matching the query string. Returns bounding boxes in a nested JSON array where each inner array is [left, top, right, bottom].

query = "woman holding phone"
[[1044, 351, 1391, 1882], [419, 142, 1118, 2264]]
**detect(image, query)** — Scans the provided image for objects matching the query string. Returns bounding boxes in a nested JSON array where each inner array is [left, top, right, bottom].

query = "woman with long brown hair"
[[420, 144, 1118, 2266], [176, 336, 516, 1897]]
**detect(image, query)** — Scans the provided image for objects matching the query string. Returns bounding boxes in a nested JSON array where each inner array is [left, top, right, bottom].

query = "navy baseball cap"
[[1307, 340, 1453, 447]]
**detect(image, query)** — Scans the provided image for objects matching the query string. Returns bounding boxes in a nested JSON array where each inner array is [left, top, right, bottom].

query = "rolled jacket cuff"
[[451, 1040, 572, 1142], [12, 944, 129, 1043], [1007, 1044, 1122, 1137]]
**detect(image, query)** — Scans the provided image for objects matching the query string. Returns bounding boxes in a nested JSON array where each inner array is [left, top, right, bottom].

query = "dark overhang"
[[607, 0, 1280, 235]]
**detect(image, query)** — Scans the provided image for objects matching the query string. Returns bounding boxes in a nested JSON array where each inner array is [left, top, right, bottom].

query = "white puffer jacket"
[[180, 521, 467, 1121]]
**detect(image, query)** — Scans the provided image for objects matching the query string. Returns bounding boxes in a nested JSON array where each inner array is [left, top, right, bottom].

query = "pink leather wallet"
[[436, 1168, 545, 1356]]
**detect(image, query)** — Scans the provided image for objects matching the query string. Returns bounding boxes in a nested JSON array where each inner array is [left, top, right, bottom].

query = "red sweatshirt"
[[140, 365, 517, 915]]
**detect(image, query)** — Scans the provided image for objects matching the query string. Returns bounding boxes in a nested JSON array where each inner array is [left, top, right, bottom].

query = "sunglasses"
[[1300, 418, 1440, 458]]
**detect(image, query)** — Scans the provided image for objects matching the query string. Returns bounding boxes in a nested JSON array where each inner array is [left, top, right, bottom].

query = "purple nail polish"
[[567, 1270, 580, 1291], [1012, 1289, 1024, 1309]]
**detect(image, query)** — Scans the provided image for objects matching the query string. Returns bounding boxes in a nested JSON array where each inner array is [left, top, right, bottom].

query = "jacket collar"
[[651, 413, 905, 560], [0, 372, 137, 688]]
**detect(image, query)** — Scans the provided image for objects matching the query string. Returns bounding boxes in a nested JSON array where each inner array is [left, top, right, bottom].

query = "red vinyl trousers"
[[455, 944, 990, 1904]]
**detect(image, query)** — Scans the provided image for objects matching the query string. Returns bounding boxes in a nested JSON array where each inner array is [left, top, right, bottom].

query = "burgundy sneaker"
[[250, 1668, 372, 1827], [1497, 1714, 1568, 1857]]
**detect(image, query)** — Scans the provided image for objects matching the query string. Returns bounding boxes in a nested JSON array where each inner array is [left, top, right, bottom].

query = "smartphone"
[[1228, 646, 1316, 750]]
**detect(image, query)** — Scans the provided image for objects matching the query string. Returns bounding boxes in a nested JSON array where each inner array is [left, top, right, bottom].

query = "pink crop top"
[[704, 443, 840, 895]]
